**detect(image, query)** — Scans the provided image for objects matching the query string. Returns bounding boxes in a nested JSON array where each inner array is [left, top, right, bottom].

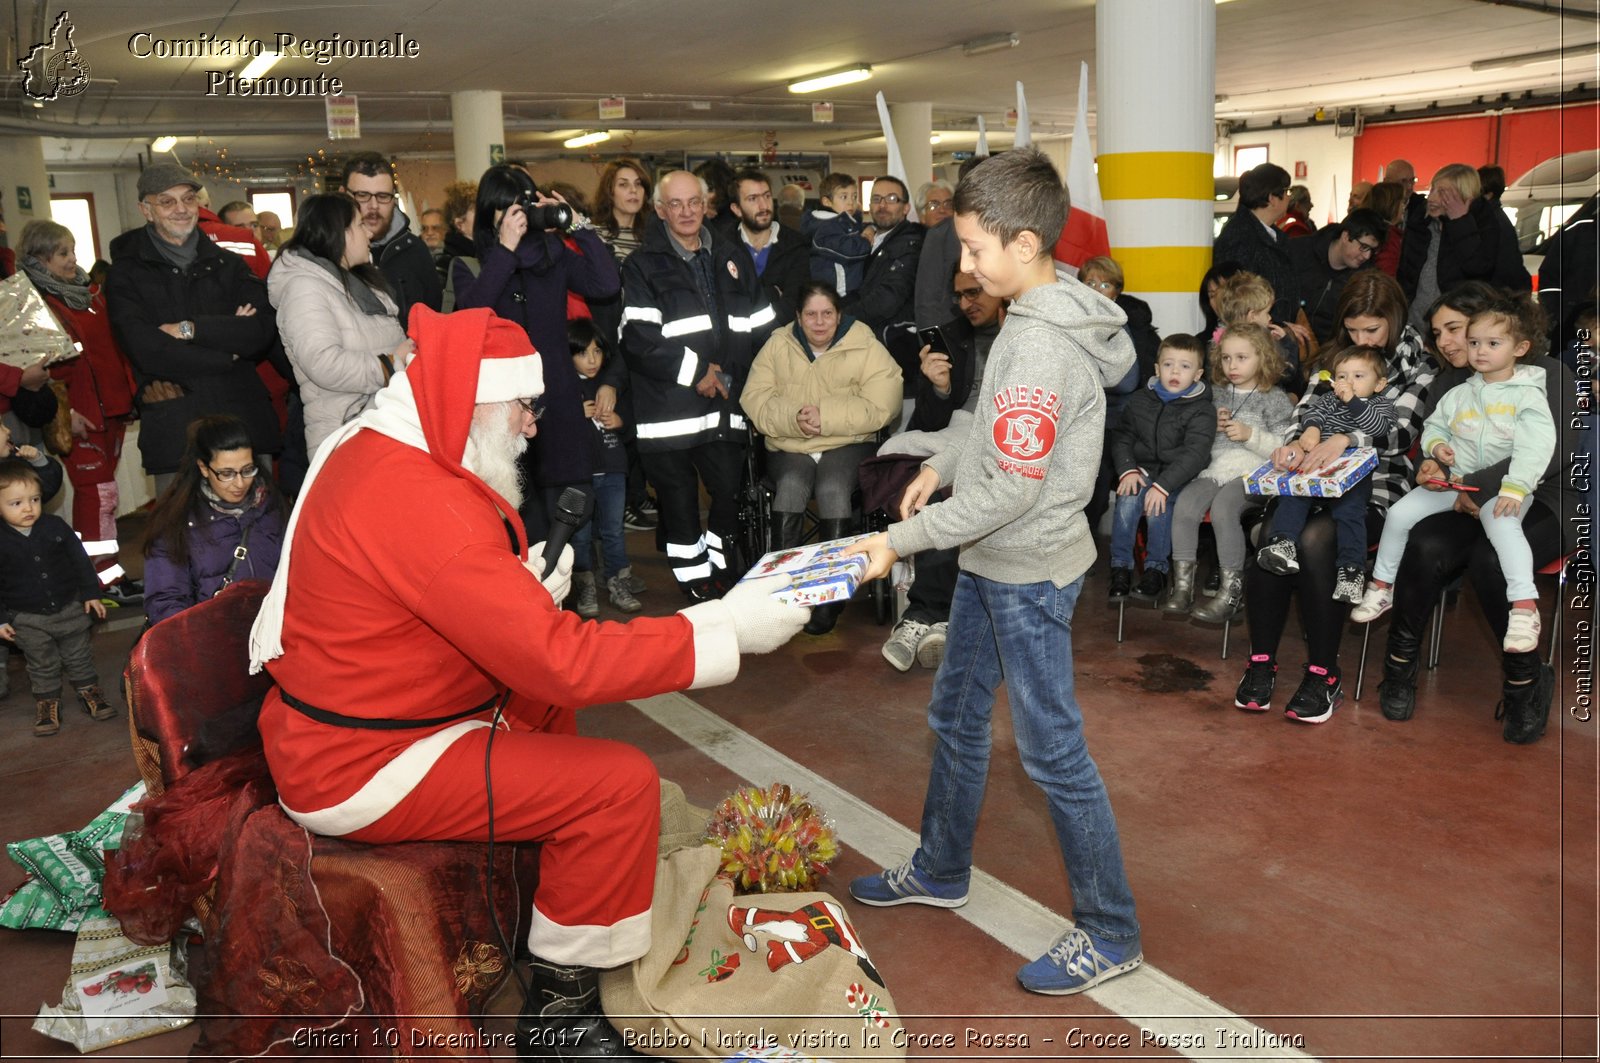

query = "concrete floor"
[[0, 525, 1594, 1062]]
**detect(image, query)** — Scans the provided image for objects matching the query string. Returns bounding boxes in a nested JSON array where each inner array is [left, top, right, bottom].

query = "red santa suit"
[[252, 307, 739, 968]]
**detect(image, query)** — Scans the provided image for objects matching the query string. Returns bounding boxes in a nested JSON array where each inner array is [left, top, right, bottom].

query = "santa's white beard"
[[462, 402, 528, 510]]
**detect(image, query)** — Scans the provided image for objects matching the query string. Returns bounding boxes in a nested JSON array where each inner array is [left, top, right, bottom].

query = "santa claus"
[[250, 306, 807, 1059]]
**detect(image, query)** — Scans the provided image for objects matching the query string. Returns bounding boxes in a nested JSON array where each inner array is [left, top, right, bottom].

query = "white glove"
[[719, 575, 810, 654], [528, 542, 574, 606]]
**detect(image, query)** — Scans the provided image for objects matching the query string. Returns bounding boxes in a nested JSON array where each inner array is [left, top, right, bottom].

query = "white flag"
[[1014, 82, 1032, 148]]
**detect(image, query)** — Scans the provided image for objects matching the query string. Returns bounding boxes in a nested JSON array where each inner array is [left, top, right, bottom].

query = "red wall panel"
[[1351, 102, 1598, 187]]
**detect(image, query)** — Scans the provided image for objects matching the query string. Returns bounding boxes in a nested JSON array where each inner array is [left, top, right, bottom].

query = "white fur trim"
[[475, 352, 545, 403], [279, 720, 492, 835], [678, 600, 740, 689], [526, 904, 653, 968]]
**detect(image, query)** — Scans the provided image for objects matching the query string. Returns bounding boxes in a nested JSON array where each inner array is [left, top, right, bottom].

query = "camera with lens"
[[514, 187, 574, 232]]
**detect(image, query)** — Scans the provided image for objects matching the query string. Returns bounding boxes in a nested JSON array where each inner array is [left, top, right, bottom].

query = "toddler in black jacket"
[[0, 458, 112, 736]]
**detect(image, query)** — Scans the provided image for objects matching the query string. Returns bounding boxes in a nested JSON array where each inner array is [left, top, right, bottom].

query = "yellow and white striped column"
[[1095, 0, 1216, 336]]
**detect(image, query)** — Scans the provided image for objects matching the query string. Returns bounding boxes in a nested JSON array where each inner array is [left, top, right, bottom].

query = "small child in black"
[[0, 457, 113, 736], [569, 320, 643, 615]]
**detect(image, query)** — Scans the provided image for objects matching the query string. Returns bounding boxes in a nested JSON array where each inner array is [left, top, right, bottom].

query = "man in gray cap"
[[105, 162, 281, 492]]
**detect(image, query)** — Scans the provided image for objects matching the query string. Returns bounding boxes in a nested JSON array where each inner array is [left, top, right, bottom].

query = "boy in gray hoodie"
[[846, 150, 1142, 995]]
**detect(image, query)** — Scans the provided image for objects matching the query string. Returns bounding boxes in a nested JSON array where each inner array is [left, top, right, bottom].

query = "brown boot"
[[34, 697, 61, 737], [76, 684, 116, 721]]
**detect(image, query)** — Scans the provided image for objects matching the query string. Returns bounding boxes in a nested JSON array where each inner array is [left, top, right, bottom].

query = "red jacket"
[[198, 209, 270, 280], [45, 289, 138, 423]]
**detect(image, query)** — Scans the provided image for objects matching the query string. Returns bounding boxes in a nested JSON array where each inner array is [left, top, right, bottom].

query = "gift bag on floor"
[[601, 846, 905, 1061]]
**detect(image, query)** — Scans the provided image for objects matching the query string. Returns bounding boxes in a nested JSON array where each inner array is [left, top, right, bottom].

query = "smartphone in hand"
[[917, 325, 952, 355]]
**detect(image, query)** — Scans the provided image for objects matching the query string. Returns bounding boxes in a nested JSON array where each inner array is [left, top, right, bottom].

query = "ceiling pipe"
[[1468, 0, 1600, 20], [0, 113, 886, 138]]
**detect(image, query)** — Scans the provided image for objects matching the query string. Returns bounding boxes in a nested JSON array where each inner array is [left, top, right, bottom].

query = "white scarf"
[[248, 373, 429, 673]]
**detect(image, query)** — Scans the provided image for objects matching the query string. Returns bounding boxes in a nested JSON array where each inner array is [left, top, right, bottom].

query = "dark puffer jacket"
[[106, 227, 282, 473], [1398, 197, 1532, 302], [1109, 379, 1216, 500], [143, 488, 285, 626], [1213, 210, 1299, 324]]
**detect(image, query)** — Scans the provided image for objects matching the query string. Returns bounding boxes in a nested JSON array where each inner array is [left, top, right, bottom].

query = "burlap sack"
[[601, 845, 905, 1060]]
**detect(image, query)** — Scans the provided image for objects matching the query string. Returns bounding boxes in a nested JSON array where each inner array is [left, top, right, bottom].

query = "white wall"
[[1216, 125, 1355, 225], [0, 137, 53, 235], [47, 169, 139, 262]]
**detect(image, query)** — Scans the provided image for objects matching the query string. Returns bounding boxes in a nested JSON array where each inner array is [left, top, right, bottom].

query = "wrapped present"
[[738, 534, 873, 607], [0, 271, 81, 370], [1244, 447, 1378, 498], [32, 913, 196, 1052], [1, 781, 145, 931]]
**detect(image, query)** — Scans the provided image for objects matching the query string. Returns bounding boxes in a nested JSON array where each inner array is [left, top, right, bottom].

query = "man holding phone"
[[881, 270, 1005, 671]]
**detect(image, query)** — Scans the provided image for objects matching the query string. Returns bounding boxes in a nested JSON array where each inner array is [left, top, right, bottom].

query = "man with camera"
[[621, 170, 777, 601], [340, 152, 443, 321]]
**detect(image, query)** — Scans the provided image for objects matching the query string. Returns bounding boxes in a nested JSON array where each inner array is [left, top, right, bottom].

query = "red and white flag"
[[1054, 62, 1110, 276]]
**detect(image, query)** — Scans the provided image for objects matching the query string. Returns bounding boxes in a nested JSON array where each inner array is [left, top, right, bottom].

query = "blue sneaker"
[[1017, 928, 1143, 995], [848, 861, 968, 908]]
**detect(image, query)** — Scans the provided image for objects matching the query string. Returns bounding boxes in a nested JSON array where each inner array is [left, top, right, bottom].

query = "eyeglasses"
[[1355, 239, 1382, 257], [517, 398, 546, 422], [954, 286, 986, 303], [870, 194, 905, 206], [146, 193, 198, 211], [206, 463, 258, 482], [348, 191, 397, 205], [663, 198, 704, 214], [925, 199, 954, 212], [1086, 280, 1119, 292]]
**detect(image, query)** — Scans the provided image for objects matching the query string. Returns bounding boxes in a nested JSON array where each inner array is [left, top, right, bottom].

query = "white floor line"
[[631, 691, 1321, 1062]]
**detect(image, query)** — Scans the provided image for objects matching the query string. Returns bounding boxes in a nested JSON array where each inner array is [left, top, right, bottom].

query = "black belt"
[[280, 689, 502, 731]]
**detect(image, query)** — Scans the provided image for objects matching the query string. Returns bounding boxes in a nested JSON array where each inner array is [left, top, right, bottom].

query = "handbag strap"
[[218, 521, 254, 590]]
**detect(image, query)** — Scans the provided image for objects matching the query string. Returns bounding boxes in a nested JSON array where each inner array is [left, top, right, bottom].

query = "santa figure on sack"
[[250, 306, 808, 1060]]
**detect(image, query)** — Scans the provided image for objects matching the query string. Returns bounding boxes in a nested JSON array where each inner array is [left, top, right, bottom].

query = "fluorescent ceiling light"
[[563, 130, 611, 148], [929, 135, 943, 144], [240, 51, 282, 80], [788, 65, 872, 94], [151, 135, 178, 153], [1470, 41, 1599, 72], [962, 33, 1018, 58]]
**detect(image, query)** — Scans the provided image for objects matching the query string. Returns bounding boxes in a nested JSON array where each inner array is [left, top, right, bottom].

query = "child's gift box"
[[1244, 447, 1378, 498], [738, 534, 873, 607]]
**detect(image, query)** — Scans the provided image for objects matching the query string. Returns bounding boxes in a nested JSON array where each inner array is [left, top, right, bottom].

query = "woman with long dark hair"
[[591, 158, 654, 267], [1233, 270, 1438, 723], [454, 164, 622, 540], [141, 414, 286, 626], [267, 193, 412, 455]]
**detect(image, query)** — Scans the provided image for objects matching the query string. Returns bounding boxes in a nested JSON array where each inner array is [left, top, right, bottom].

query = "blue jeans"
[[572, 472, 629, 577], [910, 572, 1140, 945], [1109, 484, 1176, 572], [1271, 477, 1372, 569]]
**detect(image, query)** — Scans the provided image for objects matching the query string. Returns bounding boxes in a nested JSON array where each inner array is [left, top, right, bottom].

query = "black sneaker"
[[101, 581, 144, 607], [622, 506, 657, 531], [1131, 568, 1166, 602], [1377, 655, 1420, 721], [1234, 654, 1276, 712], [1256, 535, 1300, 575], [1108, 567, 1133, 600], [1495, 663, 1555, 744], [1284, 665, 1341, 724], [1332, 565, 1365, 604]]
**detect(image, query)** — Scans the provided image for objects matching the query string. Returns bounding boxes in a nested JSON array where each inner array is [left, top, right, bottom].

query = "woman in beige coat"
[[267, 194, 413, 456], [741, 281, 902, 632]]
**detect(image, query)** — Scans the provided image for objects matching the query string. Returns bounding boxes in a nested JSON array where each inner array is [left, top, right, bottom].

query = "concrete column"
[[451, 90, 506, 182], [0, 136, 52, 229], [889, 101, 933, 198], [1096, 0, 1216, 335]]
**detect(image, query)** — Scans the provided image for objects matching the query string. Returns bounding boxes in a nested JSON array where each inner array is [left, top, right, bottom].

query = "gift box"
[[0, 272, 81, 371], [723, 1049, 841, 1063], [1244, 447, 1378, 498], [738, 534, 873, 607]]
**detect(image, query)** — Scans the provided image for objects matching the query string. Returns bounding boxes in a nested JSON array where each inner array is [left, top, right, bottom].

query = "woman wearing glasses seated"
[[141, 415, 285, 627], [267, 193, 413, 456]]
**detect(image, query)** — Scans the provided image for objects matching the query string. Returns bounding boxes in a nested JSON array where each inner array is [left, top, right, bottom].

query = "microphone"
[[541, 486, 589, 574]]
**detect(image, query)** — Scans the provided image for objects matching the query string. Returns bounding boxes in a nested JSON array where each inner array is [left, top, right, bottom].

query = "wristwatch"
[[178, 320, 195, 341]]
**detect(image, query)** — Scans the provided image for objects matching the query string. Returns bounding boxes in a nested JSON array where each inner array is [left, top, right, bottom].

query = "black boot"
[[772, 511, 806, 551], [1377, 617, 1423, 721], [516, 959, 640, 1060], [803, 518, 853, 635], [1496, 654, 1555, 745]]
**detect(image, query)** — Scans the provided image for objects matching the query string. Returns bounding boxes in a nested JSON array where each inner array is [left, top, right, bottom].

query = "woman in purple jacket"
[[141, 414, 285, 627], [453, 165, 623, 540]]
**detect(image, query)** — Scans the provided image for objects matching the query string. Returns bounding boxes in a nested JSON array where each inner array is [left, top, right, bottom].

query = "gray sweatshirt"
[[888, 279, 1135, 587]]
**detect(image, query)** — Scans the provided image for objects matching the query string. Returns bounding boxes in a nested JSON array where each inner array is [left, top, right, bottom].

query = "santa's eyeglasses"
[[517, 398, 546, 422]]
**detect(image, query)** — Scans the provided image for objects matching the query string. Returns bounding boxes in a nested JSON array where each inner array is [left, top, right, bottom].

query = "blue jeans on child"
[[907, 571, 1140, 946], [1110, 484, 1178, 572], [1270, 477, 1373, 568], [571, 472, 629, 578]]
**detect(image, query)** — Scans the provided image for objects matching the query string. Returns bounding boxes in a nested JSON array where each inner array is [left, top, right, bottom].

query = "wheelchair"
[[735, 423, 895, 626]]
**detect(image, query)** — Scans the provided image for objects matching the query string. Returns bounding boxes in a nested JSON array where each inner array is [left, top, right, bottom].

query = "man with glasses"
[[105, 163, 281, 494], [1214, 161, 1299, 324], [339, 151, 442, 321], [849, 175, 926, 364], [620, 170, 777, 600], [1289, 208, 1390, 343]]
